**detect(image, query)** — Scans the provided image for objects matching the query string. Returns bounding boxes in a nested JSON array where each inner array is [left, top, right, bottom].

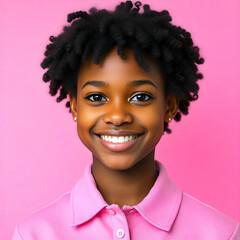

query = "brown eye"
[[131, 93, 153, 102], [85, 94, 107, 102]]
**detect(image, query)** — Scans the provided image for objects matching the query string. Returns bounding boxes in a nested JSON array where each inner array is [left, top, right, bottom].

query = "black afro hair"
[[40, 0, 204, 133]]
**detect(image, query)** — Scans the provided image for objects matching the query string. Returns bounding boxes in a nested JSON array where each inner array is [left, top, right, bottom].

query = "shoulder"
[[174, 192, 240, 239], [12, 192, 71, 240]]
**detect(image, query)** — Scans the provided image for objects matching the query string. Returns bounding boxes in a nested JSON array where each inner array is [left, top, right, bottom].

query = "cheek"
[[139, 104, 165, 131], [76, 106, 98, 145], [138, 104, 165, 149]]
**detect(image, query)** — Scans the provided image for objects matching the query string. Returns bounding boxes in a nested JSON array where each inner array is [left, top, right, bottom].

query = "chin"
[[101, 157, 138, 171]]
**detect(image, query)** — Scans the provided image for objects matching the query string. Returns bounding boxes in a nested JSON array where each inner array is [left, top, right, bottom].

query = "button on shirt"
[[12, 161, 240, 240]]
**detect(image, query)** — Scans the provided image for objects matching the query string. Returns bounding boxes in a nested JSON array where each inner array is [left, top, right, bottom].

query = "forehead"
[[77, 46, 164, 89]]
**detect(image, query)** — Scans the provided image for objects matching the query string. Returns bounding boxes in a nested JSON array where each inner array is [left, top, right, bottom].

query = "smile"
[[95, 134, 143, 152], [99, 135, 138, 143]]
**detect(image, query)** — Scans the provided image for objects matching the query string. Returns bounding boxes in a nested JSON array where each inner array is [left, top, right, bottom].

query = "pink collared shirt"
[[12, 161, 240, 239]]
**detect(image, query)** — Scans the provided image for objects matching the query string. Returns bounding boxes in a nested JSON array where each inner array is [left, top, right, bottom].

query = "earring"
[[168, 117, 172, 122], [74, 117, 77, 121]]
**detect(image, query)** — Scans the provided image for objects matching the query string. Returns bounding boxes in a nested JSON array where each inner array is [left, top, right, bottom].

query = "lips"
[[94, 130, 143, 136], [94, 133, 143, 152]]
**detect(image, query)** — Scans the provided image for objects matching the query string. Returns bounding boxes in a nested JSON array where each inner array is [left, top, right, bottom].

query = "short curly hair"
[[40, 0, 204, 133]]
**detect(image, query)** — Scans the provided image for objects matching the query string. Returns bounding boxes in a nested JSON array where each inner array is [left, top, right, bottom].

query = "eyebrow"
[[81, 80, 158, 89]]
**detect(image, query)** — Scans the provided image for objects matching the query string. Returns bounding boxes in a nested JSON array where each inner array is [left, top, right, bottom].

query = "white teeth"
[[100, 135, 138, 143]]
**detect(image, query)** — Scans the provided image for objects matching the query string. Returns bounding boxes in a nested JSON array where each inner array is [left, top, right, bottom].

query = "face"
[[69, 46, 178, 171]]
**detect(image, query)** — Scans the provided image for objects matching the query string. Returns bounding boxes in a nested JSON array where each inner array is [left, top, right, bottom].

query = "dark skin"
[[69, 46, 179, 208]]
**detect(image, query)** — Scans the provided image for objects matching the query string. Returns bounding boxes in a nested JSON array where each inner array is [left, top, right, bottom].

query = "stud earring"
[[74, 117, 77, 121], [168, 117, 172, 122]]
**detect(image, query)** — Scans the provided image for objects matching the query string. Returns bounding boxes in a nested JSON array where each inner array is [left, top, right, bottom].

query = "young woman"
[[12, 1, 240, 239]]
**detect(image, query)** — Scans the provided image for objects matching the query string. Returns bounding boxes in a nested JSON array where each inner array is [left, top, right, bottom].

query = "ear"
[[68, 93, 78, 120], [164, 94, 179, 122]]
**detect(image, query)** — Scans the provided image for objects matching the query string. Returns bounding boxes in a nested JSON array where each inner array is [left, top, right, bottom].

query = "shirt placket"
[[106, 204, 130, 240]]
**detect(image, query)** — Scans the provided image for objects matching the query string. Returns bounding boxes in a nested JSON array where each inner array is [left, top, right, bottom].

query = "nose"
[[103, 99, 133, 126]]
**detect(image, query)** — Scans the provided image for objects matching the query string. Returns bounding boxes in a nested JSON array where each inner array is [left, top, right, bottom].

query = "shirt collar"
[[70, 160, 182, 232]]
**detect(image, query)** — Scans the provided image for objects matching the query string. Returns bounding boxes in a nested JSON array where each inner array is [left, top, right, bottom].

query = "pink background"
[[1, 0, 240, 239]]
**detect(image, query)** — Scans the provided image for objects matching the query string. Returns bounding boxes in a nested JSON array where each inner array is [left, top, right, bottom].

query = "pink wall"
[[1, 0, 239, 239]]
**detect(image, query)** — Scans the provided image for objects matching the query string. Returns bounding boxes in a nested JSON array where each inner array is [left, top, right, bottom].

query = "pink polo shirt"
[[12, 160, 240, 240]]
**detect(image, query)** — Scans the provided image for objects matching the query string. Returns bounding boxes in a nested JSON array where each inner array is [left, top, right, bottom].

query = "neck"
[[91, 150, 159, 208]]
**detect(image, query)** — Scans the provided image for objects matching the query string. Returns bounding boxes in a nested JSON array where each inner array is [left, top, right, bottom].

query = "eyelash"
[[84, 92, 153, 103]]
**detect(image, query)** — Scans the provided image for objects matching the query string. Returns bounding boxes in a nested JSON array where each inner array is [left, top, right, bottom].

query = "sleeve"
[[230, 222, 240, 240], [12, 225, 23, 240]]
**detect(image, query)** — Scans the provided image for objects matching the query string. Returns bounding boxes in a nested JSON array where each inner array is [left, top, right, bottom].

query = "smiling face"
[[69, 46, 178, 171]]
